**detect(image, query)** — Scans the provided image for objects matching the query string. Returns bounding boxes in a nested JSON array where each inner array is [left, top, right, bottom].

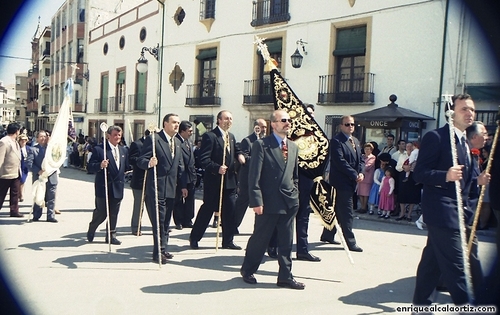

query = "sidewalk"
[[0, 167, 496, 315]]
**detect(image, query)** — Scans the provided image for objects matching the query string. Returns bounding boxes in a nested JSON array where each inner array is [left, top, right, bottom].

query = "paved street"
[[0, 167, 497, 315]]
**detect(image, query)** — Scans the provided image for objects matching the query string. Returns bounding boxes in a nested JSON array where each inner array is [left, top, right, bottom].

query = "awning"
[[353, 102, 435, 122], [465, 84, 500, 101]]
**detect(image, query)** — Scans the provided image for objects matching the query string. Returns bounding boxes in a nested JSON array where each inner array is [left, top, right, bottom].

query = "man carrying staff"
[[137, 114, 184, 264], [240, 110, 304, 289], [86, 125, 129, 245], [412, 94, 489, 305], [189, 110, 245, 250]]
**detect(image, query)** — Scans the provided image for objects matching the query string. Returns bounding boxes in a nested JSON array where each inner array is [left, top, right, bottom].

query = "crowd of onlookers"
[[355, 128, 496, 230]]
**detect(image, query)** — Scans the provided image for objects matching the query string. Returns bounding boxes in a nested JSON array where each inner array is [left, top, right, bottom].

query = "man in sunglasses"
[[320, 115, 365, 252], [240, 109, 304, 289]]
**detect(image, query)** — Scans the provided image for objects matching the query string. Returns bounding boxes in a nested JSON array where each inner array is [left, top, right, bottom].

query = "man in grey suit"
[[27, 130, 58, 223], [240, 110, 304, 290]]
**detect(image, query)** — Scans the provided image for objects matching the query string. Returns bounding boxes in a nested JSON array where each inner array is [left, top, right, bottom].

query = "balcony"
[[40, 76, 50, 90], [317, 73, 375, 104], [26, 100, 38, 113], [243, 78, 285, 104], [251, 0, 290, 27], [94, 98, 107, 113], [186, 83, 221, 106], [128, 94, 147, 112], [108, 97, 125, 113]]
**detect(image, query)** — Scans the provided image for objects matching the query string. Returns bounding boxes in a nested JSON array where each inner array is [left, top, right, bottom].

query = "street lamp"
[[136, 44, 159, 73], [290, 39, 307, 69]]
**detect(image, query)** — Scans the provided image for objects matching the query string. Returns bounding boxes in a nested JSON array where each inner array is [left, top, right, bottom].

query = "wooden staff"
[[215, 133, 229, 251], [99, 122, 112, 253], [445, 100, 474, 302], [468, 106, 500, 251], [149, 124, 162, 268], [136, 170, 148, 236]]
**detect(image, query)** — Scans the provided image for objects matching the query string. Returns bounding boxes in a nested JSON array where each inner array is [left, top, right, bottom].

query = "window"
[[100, 74, 109, 112], [189, 115, 213, 141], [77, 39, 84, 63], [259, 38, 281, 102], [134, 70, 147, 111], [139, 27, 146, 42], [199, 49, 217, 103], [200, 0, 215, 19], [61, 46, 66, 69], [119, 36, 125, 50], [251, 0, 290, 27], [116, 70, 126, 112], [133, 121, 145, 142]]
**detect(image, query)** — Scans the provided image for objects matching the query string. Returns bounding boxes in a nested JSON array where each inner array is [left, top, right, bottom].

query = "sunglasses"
[[278, 118, 293, 123], [344, 123, 355, 127]]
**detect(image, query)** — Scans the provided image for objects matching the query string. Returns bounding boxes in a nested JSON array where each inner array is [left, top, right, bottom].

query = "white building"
[[85, 0, 499, 145]]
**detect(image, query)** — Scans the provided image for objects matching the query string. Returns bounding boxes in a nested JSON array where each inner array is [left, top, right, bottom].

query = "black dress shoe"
[[222, 242, 242, 250], [105, 237, 122, 245], [267, 247, 278, 259], [189, 238, 199, 249], [153, 253, 168, 265], [131, 231, 142, 236], [348, 244, 363, 252], [320, 237, 341, 245], [87, 230, 95, 242], [32, 217, 40, 222], [296, 253, 321, 262], [175, 224, 183, 230], [162, 252, 174, 259], [10, 212, 24, 218], [47, 218, 58, 223], [183, 222, 193, 228], [240, 271, 257, 284], [277, 279, 305, 290]]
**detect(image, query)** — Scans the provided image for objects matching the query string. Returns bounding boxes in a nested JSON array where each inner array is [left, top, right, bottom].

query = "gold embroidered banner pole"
[[99, 122, 112, 253]]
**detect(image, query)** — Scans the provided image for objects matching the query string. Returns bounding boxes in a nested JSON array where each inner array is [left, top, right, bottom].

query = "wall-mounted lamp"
[[290, 39, 307, 69], [136, 44, 159, 73]]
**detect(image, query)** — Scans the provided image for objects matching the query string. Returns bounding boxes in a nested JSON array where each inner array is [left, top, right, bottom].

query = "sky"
[[0, 0, 65, 86]]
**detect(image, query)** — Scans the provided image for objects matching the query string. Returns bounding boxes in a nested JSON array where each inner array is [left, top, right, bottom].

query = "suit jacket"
[[28, 144, 58, 185], [129, 137, 146, 190], [200, 127, 241, 191], [329, 132, 364, 191], [175, 134, 197, 188], [248, 135, 299, 214], [88, 143, 129, 200], [490, 136, 500, 210], [137, 131, 184, 199], [238, 132, 259, 183], [0, 136, 21, 179], [413, 125, 476, 229]]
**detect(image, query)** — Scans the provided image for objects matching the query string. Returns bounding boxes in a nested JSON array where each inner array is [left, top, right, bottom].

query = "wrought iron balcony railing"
[[251, 0, 290, 27], [243, 78, 286, 104], [318, 73, 375, 104], [186, 83, 221, 106], [127, 94, 147, 112]]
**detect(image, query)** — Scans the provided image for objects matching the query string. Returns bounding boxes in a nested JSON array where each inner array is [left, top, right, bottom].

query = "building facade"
[[81, 0, 498, 146]]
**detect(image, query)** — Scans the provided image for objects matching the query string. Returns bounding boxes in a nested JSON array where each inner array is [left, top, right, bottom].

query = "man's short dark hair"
[[163, 113, 179, 127], [387, 134, 395, 140], [445, 93, 473, 114], [179, 120, 193, 132], [397, 139, 406, 145], [107, 125, 122, 134], [6, 123, 21, 135]]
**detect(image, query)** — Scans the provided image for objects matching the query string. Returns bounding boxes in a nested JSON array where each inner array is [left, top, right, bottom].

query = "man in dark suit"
[[240, 109, 304, 289], [173, 121, 197, 229], [320, 115, 365, 252], [137, 114, 185, 264], [27, 130, 58, 223], [234, 118, 267, 231], [129, 129, 150, 236], [189, 110, 245, 250], [86, 125, 129, 245], [412, 94, 489, 305]]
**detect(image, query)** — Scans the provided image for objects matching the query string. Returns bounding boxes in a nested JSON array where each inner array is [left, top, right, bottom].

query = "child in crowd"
[[378, 166, 395, 219], [368, 154, 390, 215]]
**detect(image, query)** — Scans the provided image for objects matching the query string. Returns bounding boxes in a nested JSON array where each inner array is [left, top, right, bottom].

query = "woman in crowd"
[[356, 143, 376, 213]]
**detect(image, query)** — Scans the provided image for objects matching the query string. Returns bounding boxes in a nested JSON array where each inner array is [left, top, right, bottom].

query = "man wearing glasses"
[[240, 110, 304, 289], [320, 115, 365, 252]]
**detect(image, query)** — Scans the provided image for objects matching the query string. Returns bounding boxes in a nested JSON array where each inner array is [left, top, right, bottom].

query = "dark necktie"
[[349, 137, 356, 150], [186, 140, 190, 151], [282, 140, 288, 162], [460, 136, 470, 177]]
